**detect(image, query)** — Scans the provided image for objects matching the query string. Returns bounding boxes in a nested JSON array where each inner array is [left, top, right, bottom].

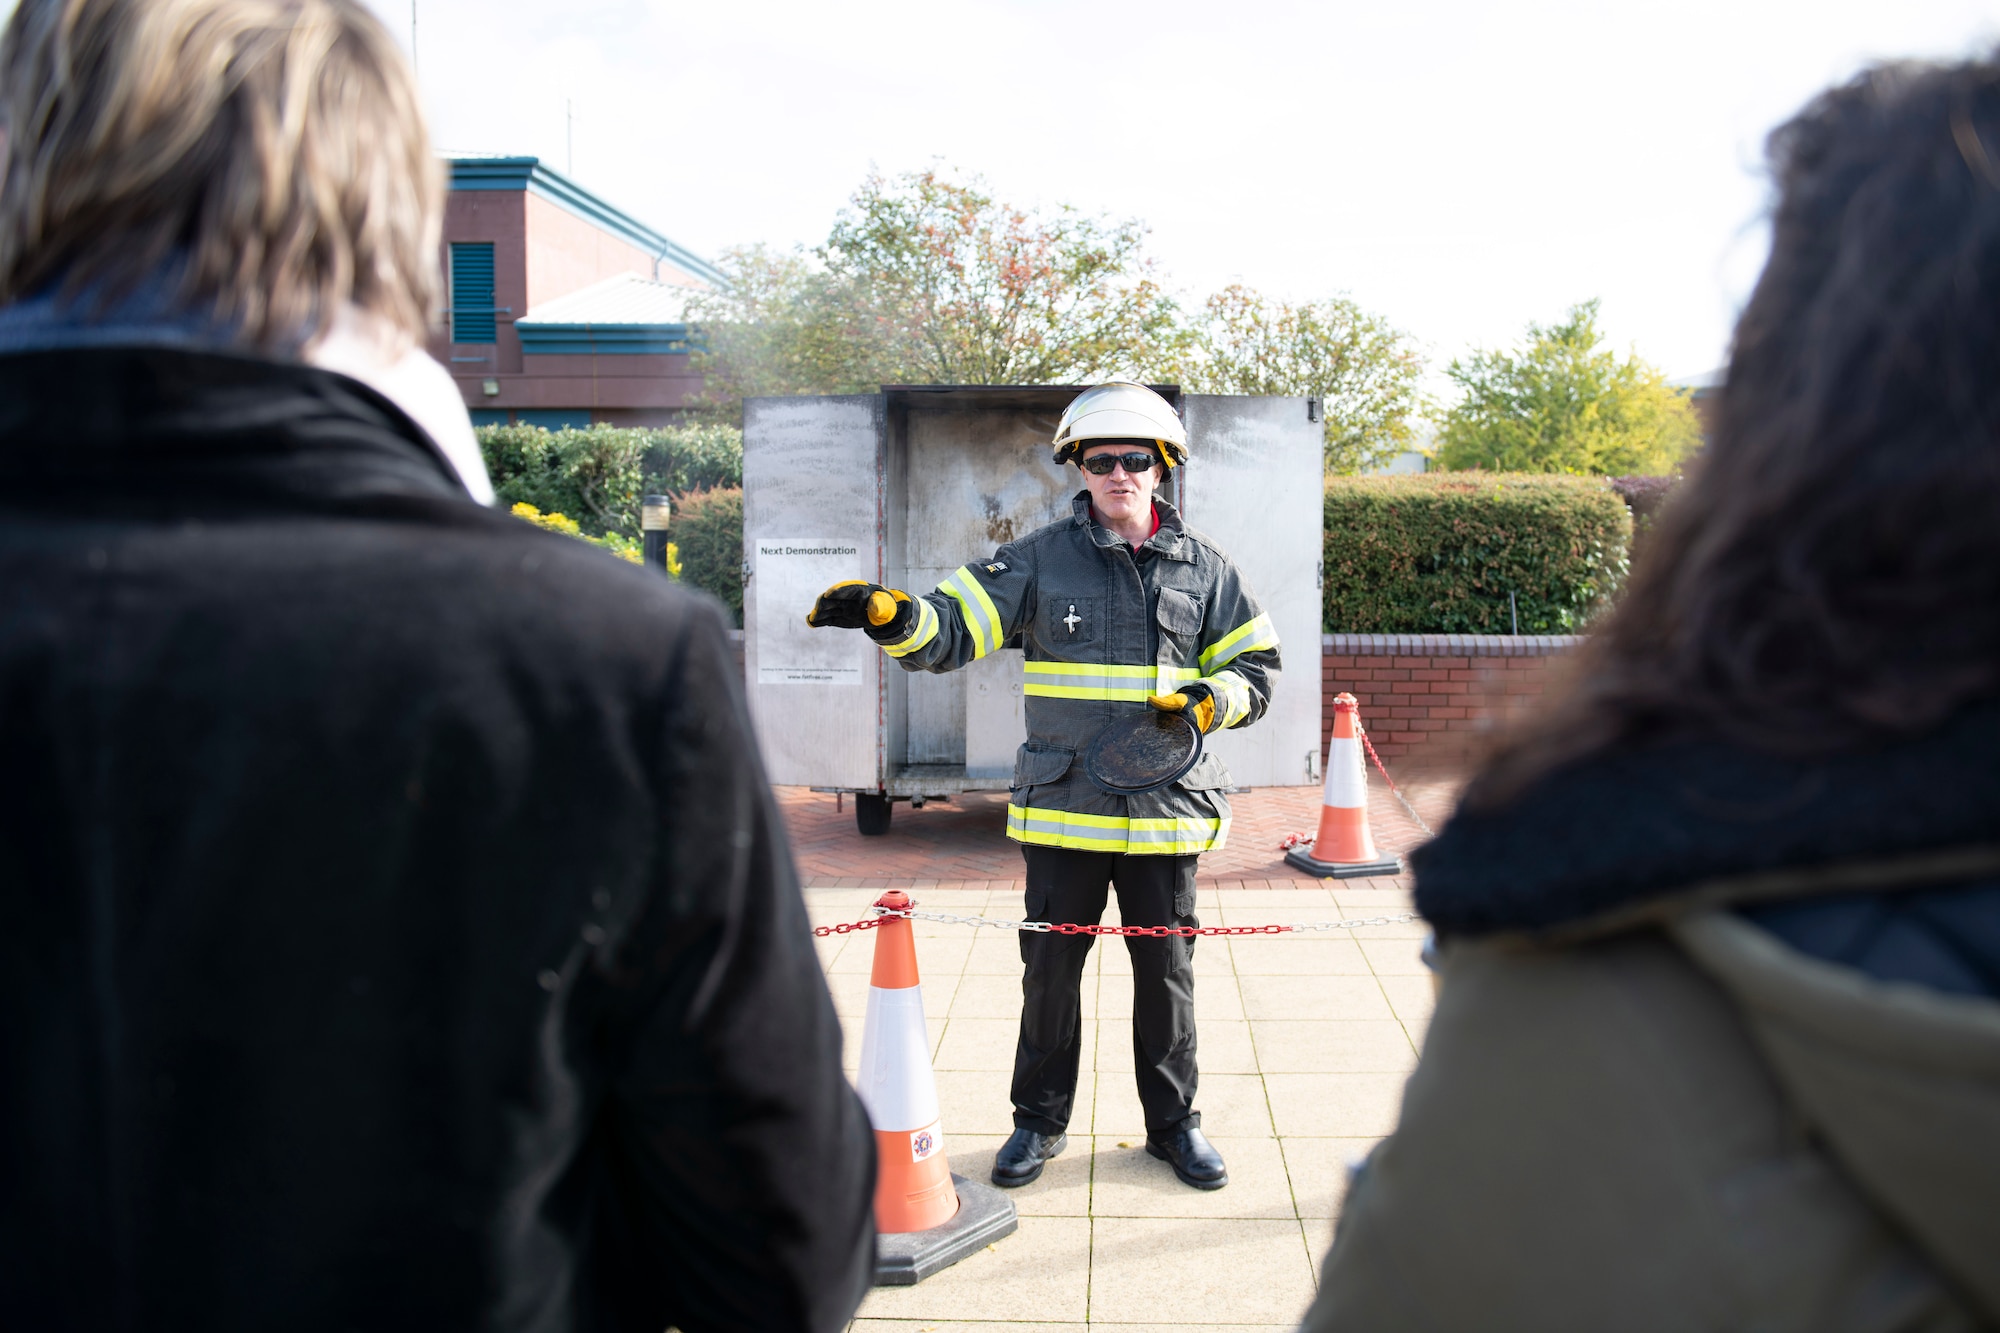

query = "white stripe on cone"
[[1322, 730, 1368, 810], [856, 984, 941, 1134]]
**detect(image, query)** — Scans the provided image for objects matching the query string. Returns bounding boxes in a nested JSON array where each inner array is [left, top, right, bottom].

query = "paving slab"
[[1239, 973, 1396, 1023], [1279, 1136, 1385, 1220], [1379, 974, 1438, 1031], [1250, 1020, 1419, 1074], [932, 1018, 1024, 1072], [1090, 1135, 1296, 1220], [1262, 1072, 1410, 1138], [944, 972, 1024, 1020], [1087, 1217, 1319, 1327], [852, 1323, 1084, 1333], [851, 1215, 1092, 1324], [1228, 936, 1371, 975], [945, 1133, 1092, 1218]]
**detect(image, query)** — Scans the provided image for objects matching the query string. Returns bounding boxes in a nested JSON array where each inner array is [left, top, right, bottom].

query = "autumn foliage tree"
[[1171, 284, 1427, 474], [691, 168, 1181, 407], [692, 167, 1430, 475], [1435, 300, 1701, 475]]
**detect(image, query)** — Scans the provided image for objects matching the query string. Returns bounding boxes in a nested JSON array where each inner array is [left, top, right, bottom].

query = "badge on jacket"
[[985, 561, 1008, 574]]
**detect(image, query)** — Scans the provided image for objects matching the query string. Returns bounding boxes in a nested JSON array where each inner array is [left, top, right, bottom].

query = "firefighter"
[[808, 381, 1280, 1191]]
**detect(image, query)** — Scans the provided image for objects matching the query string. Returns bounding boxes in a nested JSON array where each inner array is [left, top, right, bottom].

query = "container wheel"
[[855, 793, 892, 836]]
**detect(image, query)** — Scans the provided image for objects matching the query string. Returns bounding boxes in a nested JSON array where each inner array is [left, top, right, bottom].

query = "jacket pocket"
[[1156, 586, 1203, 635], [1013, 742, 1075, 790], [1156, 586, 1203, 671]]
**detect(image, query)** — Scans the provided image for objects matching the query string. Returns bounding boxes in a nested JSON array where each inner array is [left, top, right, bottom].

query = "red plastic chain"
[[811, 916, 889, 937], [1355, 720, 1403, 796]]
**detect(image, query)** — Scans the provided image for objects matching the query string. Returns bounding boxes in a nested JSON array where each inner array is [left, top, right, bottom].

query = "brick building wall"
[[434, 157, 717, 425], [1320, 633, 1580, 768]]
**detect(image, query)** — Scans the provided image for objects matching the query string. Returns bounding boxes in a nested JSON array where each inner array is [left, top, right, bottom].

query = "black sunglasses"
[[1079, 451, 1160, 476]]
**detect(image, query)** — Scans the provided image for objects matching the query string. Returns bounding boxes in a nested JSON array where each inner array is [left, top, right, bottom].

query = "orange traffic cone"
[[855, 892, 1018, 1285], [1284, 693, 1403, 879], [856, 890, 957, 1232]]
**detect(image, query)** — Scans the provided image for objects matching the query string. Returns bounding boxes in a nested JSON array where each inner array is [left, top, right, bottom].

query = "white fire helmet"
[[1051, 381, 1189, 470]]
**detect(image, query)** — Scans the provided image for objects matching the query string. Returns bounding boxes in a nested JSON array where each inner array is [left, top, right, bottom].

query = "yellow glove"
[[1147, 683, 1218, 734], [807, 579, 913, 634]]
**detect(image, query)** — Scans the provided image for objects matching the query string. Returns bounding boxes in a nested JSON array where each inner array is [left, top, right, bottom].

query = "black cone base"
[[1284, 847, 1404, 879], [873, 1174, 1019, 1285]]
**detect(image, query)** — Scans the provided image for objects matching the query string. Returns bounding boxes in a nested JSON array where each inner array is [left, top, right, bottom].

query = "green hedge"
[[477, 431, 1627, 635], [477, 423, 742, 538], [672, 487, 744, 625], [1323, 474, 1630, 633]]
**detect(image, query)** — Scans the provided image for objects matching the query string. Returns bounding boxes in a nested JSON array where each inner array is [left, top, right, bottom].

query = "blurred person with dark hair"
[[0, 2, 873, 1330], [1302, 56, 2000, 1333]]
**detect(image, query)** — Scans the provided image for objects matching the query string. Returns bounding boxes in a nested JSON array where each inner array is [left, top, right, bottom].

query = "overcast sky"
[[19, 0, 1998, 385]]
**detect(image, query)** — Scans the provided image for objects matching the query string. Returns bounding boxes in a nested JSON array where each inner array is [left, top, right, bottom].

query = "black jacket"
[[0, 348, 874, 1332]]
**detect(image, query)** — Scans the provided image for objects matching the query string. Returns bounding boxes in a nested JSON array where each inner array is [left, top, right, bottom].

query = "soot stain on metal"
[[981, 493, 1017, 546]]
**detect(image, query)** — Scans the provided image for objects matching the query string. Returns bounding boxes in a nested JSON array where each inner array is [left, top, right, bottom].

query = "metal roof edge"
[[445, 156, 728, 290]]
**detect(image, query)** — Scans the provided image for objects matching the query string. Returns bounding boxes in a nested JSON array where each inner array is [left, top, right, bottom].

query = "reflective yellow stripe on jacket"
[[1199, 612, 1279, 673], [1005, 804, 1230, 854], [1024, 661, 1206, 701], [1024, 661, 1153, 701], [879, 597, 939, 658], [939, 565, 1004, 659], [1203, 669, 1253, 729]]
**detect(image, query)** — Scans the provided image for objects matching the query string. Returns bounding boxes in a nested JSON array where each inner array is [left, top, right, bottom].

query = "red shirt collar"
[[1088, 502, 1161, 550]]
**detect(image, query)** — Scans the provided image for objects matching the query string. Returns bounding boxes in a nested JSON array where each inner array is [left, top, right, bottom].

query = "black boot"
[[1147, 1126, 1228, 1189], [992, 1127, 1067, 1187]]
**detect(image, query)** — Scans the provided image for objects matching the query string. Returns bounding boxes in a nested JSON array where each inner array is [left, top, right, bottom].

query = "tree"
[[690, 168, 1183, 411], [1172, 284, 1426, 474], [1434, 300, 1701, 475]]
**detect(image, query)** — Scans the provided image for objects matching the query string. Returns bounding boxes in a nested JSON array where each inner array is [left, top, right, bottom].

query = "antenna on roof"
[[566, 98, 574, 177]]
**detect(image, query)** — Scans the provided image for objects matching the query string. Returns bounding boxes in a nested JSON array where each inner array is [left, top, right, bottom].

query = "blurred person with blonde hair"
[[0, 2, 875, 1329]]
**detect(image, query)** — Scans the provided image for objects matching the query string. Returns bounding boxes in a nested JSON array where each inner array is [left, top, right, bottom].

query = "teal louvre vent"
[[450, 243, 497, 343]]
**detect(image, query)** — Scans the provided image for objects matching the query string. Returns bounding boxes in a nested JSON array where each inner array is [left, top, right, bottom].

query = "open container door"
[[741, 395, 884, 790], [1179, 395, 1325, 788]]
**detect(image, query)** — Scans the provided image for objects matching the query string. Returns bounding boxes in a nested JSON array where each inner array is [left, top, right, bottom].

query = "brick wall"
[[1320, 633, 1579, 768]]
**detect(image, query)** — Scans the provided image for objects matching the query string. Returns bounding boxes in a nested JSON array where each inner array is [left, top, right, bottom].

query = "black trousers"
[[1011, 845, 1200, 1138]]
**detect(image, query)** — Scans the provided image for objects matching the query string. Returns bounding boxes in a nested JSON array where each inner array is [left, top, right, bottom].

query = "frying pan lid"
[[1082, 710, 1203, 796]]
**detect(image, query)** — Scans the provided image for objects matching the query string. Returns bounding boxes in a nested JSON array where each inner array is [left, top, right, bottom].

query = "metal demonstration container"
[[742, 385, 1323, 835]]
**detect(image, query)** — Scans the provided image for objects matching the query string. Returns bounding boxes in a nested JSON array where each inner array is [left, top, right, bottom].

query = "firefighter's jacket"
[[875, 491, 1280, 855]]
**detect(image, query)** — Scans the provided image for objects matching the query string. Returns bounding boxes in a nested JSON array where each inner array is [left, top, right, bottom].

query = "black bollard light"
[[641, 494, 672, 575]]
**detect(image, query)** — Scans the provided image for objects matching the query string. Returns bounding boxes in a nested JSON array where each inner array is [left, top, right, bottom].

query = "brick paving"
[[781, 768, 1459, 895]]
